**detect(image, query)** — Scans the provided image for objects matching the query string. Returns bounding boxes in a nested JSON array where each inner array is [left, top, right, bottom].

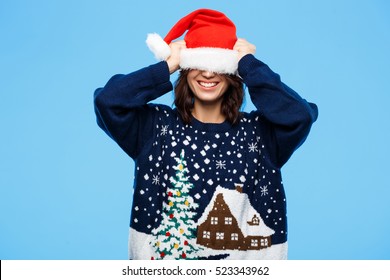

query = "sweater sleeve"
[[93, 61, 173, 159], [238, 54, 318, 168]]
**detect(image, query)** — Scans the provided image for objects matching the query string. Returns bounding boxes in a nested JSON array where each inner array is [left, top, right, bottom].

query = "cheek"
[[220, 81, 230, 94], [186, 75, 197, 93], [187, 80, 196, 94]]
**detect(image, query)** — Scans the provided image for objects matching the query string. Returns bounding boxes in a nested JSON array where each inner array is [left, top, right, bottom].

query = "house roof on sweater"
[[197, 186, 275, 237]]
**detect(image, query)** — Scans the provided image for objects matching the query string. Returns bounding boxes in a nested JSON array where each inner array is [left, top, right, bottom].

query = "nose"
[[201, 70, 215, 78]]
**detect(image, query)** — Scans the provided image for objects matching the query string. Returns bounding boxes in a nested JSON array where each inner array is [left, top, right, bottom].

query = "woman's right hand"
[[166, 40, 186, 74]]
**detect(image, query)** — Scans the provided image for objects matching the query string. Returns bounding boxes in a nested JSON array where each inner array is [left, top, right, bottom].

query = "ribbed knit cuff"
[[237, 54, 263, 78], [149, 61, 171, 87], [146, 61, 173, 101]]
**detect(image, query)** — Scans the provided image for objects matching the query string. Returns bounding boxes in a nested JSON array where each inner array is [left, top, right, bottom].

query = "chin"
[[193, 85, 225, 102], [194, 91, 224, 104]]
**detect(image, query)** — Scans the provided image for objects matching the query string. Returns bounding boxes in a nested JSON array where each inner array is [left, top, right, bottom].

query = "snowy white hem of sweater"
[[128, 227, 288, 260]]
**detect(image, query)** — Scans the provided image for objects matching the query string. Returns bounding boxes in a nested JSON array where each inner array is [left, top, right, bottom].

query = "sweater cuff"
[[147, 61, 173, 98], [237, 54, 262, 78], [149, 61, 171, 86]]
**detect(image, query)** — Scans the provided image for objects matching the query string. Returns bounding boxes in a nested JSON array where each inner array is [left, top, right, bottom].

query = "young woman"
[[94, 9, 318, 260]]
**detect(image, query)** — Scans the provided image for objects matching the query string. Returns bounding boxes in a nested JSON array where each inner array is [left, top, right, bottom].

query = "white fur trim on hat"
[[180, 47, 238, 74], [146, 33, 171, 61]]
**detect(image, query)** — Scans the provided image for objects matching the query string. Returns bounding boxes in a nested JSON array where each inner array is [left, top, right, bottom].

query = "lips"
[[198, 81, 219, 88]]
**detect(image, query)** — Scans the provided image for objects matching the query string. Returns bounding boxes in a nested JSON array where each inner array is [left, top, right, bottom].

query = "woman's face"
[[187, 69, 229, 105]]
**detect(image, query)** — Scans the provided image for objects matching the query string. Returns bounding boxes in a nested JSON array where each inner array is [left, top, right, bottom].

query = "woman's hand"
[[166, 40, 186, 74], [234, 38, 256, 61]]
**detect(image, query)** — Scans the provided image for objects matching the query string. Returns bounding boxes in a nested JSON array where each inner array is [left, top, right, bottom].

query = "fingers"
[[234, 38, 256, 60], [169, 40, 187, 52], [166, 40, 187, 74]]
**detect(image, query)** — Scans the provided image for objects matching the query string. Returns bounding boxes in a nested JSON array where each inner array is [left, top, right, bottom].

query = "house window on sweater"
[[203, 231, 211, 239], [216, 232, 224, 240], [251, 239, 259, 247], [261, 238, 268, 247], [231, 233, 239, 241], [225, 217, 233, 225], [211, 217, 218, 225]]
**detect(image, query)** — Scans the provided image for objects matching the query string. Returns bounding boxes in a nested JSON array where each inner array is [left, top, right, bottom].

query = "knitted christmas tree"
[[150, 150, 203, 259]]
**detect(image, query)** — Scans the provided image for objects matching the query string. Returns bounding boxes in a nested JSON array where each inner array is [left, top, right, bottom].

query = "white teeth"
[[199, 82, 217, 88]]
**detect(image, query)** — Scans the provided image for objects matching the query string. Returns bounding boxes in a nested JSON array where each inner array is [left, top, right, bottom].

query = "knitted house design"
[[196, 185, 274, 250]]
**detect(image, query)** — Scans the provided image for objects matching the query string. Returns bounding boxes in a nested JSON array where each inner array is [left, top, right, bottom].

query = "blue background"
[[1, 0, 389, 260]]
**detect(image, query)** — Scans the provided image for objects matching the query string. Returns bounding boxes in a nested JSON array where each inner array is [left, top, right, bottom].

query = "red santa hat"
[[146, 9, 238, 74]]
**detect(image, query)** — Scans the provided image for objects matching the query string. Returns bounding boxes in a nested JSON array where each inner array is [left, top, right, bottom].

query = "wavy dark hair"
[[174, 69, 244, 125]]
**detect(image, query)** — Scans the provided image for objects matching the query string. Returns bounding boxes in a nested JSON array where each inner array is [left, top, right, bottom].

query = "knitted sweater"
[[94, 54, 318, 260]]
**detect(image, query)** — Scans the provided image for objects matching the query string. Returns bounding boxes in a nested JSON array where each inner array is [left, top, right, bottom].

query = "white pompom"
[[146, 33, 171, 61]]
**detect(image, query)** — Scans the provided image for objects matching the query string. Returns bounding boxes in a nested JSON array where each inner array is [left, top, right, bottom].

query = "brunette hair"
[[174, 69, 244, 125]]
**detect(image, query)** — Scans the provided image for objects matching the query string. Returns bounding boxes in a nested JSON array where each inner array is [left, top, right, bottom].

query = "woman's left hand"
[[234, 38, 256, 61]]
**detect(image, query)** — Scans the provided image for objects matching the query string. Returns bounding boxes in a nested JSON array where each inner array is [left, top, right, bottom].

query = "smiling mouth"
[[198, 81, 218, 88]]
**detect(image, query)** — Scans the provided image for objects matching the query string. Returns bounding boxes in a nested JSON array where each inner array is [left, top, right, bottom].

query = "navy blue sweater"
[[94, 54, 318, 260]]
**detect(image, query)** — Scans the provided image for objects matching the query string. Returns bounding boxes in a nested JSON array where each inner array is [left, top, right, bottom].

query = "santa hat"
[[146, 9, 238, 74]]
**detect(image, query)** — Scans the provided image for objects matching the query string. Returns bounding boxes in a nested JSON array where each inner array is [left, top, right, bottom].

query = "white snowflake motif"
[[152, 175, 160, 185], [248, 142, 258, 152], [160, 125, 169, 136], [216, 160, 226, 169], [260, 185, 269, 196]]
